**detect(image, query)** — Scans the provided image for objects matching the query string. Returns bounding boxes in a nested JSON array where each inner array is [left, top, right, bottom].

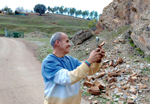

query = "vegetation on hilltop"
[[0, 13, 90, 35]]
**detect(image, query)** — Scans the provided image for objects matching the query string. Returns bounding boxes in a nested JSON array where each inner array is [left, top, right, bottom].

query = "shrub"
[[88, 18, 97, 30], [15, 10, 20, 14]]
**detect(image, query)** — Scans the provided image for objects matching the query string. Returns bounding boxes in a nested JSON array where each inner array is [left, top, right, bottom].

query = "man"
[[41, 32, 105, 104]]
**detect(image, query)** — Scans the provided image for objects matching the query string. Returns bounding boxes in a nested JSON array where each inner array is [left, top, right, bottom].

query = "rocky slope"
[[80, 33, 150, 104], [93, 0, 150, 55]]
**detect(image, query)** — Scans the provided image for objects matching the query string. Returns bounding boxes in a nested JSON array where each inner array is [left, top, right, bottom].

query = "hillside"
[[1, 6, 150, 104], [0, 13, 90, 36], [23, 24, 150, 104]]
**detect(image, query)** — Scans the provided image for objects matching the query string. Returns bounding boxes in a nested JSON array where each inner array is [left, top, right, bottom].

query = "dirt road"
[[0, 37, 44, 104], [0, 37, 89, 104]]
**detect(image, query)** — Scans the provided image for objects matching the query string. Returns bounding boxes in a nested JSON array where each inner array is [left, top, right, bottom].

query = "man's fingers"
[[100, 50, 105, 54], [100, 53, 105, 57], [95, 48, 101, 52], [98, 45, 102, 49]]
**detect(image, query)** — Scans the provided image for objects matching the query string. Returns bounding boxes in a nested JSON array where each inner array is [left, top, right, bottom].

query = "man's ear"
[[55, 40, 60, 46]]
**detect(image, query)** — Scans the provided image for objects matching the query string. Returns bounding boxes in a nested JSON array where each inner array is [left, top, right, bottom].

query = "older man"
[[41, 32, 105, 104]]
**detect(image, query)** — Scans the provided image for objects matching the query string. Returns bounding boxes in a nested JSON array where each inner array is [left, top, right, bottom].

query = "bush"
[[88, 18, 97, 30], [15, 10, 20, 14]]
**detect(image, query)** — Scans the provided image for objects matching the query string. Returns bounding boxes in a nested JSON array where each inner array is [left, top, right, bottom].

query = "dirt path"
[[0, 37, 44, 104], [0, 37, 89, 104]]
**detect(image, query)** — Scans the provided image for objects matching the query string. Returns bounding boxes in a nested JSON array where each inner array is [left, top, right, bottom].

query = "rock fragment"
[[88, 86, 101, 95]]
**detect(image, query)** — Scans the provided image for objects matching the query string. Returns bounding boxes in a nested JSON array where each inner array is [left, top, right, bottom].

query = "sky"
[[0, 0, 113, 14]]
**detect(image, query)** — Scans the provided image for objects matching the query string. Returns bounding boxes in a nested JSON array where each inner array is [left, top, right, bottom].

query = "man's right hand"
[[87, 47, 105, 64]]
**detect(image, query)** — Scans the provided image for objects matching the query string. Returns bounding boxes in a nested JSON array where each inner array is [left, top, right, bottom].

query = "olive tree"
[[34, 4, 47, 16]]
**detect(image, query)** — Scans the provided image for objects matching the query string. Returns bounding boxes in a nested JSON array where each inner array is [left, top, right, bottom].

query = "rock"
[[134, 59, 140, 62], [106, 101, 111, 104], [124, 30, 132, 39], [147, 64, 150, 68], [94, 80, 105, 90], [88, 86, 101, 95], [89, 96, 94, 100], [109, 60, 114, 66], [129, 86, 137, 94], [34, 31, 39, 34], [114, 98, 119, 102], [96, 72, 105, 78], [140, 84, 148, 89], [86, 48, 90, 51], [108, 77, 117, 83], [83, 81, 94, 87], [90, 100, 98, 104], [127, 99, 135, 104], [131, 76, 137, 80], [108, 72, 121, 77], [113, 40, 119, 44], [71, 30, 93, 45], [117, 57, 123, 64], [119, 39, 125, 44]]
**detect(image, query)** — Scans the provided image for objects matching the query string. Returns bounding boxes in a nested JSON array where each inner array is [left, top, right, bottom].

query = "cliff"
[[94, 0, 150, 55]]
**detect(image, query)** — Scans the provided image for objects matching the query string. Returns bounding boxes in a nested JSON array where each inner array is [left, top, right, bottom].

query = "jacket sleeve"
[[52, 63, 90, 85], [53, 63, 101, 85], [87, 63, 101, 76]]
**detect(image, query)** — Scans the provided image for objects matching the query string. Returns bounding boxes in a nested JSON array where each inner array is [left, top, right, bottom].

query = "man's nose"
[[68, 42, 71, 47]]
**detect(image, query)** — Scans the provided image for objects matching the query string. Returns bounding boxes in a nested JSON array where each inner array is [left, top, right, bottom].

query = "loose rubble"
[[81, 47, 150, 104]]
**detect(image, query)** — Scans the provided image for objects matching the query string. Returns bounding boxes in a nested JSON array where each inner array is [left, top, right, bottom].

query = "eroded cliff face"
[[94, 0, 150, 55]]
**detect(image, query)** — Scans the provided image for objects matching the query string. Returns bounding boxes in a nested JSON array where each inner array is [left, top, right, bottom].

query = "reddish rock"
[[117, 57, 123, 64], [94, 80, 105, 90], [96, 72, 105, 78], [108, 72, 121, 77], [127, 99, 135, 104], [83, 81, 94, 87], [108, 77, 117, 84], [109, 60, 114, 66], [88, 86, 101, 95]]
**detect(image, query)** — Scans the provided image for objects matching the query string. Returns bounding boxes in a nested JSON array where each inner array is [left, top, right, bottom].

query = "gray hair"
[[50, 32, 63, 47]]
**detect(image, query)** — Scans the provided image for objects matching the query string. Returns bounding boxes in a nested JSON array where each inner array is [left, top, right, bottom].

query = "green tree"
[[3, 6, 9, 12], [75, 10, 81, 17], [94, 11, 98, 19], [67, 8, 70, 15], [3, 6, 13, 15], [90, 11, 94, 20], [48, 6, 51, 12], [82, 11, 86, 19], [78, 10, 82, 18], [51, 8, 55, 13], [59, 6, 64, 14], [7, 8, 13, 15], [63, 7, 68, 15], [84, 10, 89, 18], [69, 7, 76, 16], [16, 7, 24, 13], [34, 4, 47, 16], [75, 10, 79, 17], [53, 6, 58, 13]]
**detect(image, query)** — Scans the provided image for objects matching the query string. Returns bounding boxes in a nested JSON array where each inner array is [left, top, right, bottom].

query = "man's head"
[[50, 32, 71, 56], [50, 32, 62, 47]]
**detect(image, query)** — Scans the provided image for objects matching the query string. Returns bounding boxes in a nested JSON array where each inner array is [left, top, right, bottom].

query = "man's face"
[[59, 33, 71, 54]]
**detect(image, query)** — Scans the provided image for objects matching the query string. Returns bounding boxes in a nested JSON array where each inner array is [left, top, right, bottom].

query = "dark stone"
[[71, 30, 93, 45]]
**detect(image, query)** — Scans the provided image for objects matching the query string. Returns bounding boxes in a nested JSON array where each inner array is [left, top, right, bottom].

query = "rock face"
[[71, 30, 93, 45], [93, 0, 150, 55], [131, 7, 150, 55]]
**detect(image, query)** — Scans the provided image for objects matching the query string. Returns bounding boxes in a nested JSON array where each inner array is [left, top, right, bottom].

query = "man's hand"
[[87, 47, 105, 64]]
